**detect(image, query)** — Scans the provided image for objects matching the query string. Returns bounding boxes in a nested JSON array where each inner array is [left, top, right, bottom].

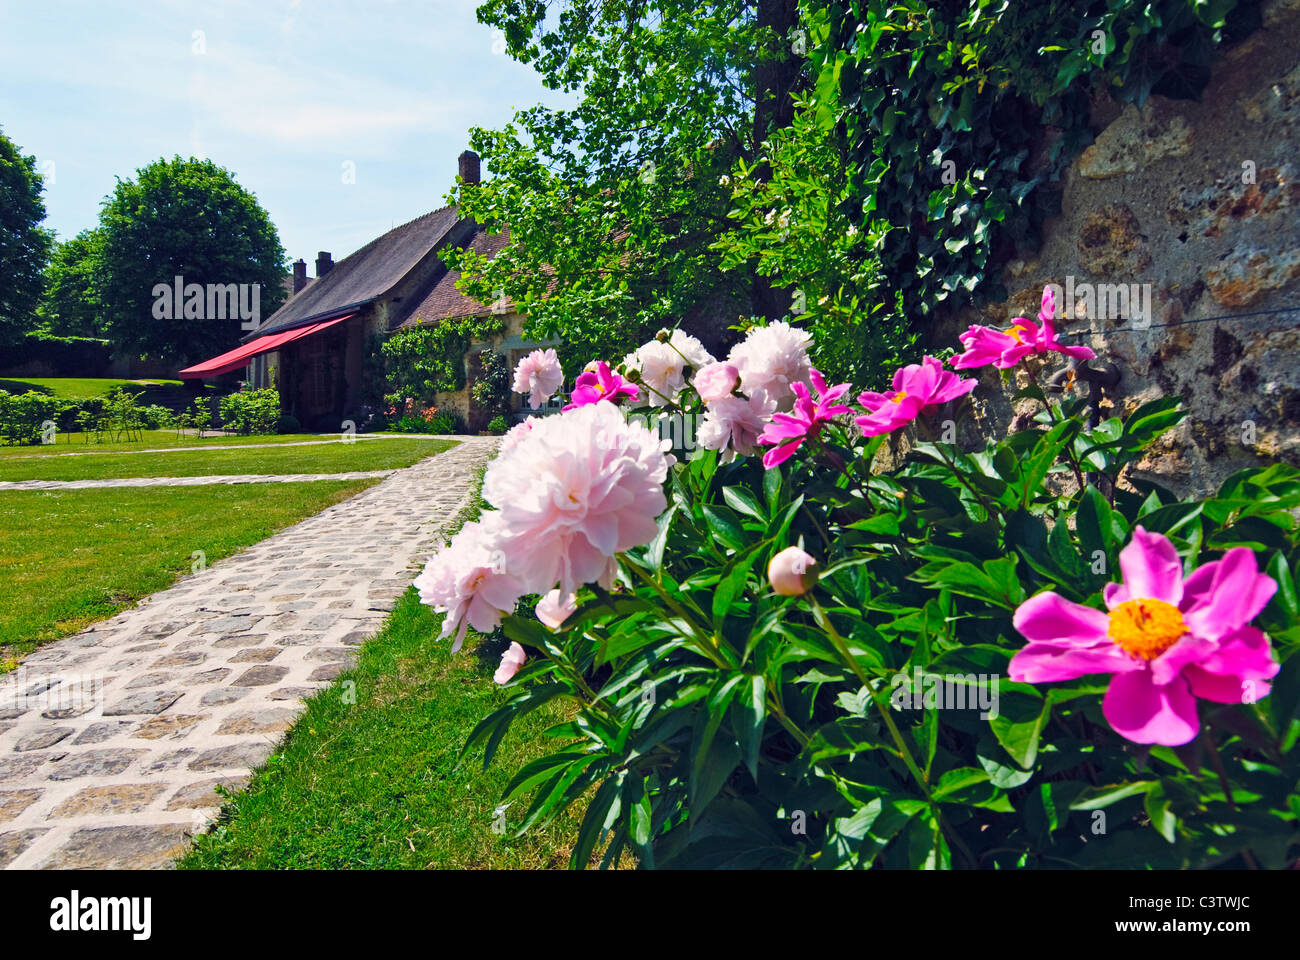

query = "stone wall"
[[926, 0, 1300, 499]]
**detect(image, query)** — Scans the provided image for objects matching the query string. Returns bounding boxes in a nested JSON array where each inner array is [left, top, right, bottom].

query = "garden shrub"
[[219, 387, 280, 435], [0, 389, 61, 445], [276, 414, 301, 435], [488, 414, 510, 435], [420, 295, 1299, 870]]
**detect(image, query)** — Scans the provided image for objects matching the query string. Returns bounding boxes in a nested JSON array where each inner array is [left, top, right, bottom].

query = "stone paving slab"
[[0, 436, 497, 869], [0, 471, 398, 490]]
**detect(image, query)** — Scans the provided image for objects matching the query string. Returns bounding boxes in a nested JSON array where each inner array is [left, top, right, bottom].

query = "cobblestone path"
[[0, 437, 497, 869]]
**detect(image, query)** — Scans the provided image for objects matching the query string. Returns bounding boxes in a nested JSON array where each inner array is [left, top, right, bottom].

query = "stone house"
[[179, 151, 555, 431]]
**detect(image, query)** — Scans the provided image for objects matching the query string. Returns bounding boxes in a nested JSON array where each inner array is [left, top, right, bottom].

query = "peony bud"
[[693, 362, 739, 403], [768, 546, 818, 596], [493, 641, 527, 684], [536, 589, 578, 630]]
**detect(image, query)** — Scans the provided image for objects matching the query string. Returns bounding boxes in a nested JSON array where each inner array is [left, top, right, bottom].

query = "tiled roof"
[[250, 205, 462, 338], [396, 227, 514, 328]]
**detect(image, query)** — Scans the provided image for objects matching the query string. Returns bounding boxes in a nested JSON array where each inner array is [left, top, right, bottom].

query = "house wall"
[[432, 311, 561, 428], [923, 0, 1300, 499]]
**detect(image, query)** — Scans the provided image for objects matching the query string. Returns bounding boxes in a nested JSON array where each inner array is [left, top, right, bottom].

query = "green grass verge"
[[0, 377, 189, 398], [0, 431, 397, 458], [0, 479, 380, 659], [177, 588, 585, 869], [0, 438, 455, 481]]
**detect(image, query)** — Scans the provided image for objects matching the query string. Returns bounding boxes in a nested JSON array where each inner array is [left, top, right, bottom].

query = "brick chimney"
[[316, 251, 334, 278], [458, 150, 481, 186], [292, 259, 308, 293]]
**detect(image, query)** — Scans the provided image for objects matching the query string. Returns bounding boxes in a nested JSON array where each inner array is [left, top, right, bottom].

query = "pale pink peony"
[[483, 401, 673, 596], [499, 416, 539, 453], [1009, 527, 1279, 746], [623, 340, 687, 407], [693, 361, 739, 403], [668, 329, 715, 369], [769, 546, 818, 596], [413, 516, 526, 652], [727, 321, 812, 410], [536, 589, 578, 630], [494, 642, 527, 684], [512, 348, 564, 410], [698, 392, 776, 461]]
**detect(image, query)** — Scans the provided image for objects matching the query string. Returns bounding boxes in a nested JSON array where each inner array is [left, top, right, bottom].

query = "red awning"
[[177, 314, 353, 378]]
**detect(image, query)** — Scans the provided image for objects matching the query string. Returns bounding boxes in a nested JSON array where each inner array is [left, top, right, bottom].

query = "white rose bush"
[[419, 298, 1300, 869]]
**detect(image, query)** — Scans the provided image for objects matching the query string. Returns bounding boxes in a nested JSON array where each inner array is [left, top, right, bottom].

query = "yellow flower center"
[[1107, 598, 1187, 660], [1003, 325, 1025, 343], [891, 391, 908, 404]]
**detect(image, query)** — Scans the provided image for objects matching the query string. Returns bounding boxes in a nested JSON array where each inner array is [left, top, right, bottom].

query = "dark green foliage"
[[97, 156, 287, 363], [0, 128, 53, 346]]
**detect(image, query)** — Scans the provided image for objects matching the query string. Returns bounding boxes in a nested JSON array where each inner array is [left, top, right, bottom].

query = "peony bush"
[[419, 295, 1300, 869]]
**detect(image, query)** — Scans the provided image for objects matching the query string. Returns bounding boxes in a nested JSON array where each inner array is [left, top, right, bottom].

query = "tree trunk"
[[751, 0, 799, 321]]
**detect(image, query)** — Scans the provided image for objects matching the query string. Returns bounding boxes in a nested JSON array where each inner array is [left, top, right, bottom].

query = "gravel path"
[[0, 436, 497, 869]]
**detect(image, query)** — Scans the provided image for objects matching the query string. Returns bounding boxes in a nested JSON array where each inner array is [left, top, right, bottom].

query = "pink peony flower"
[[483, 401, 672, 595], [1009, 527, 1280, 746], [562, 361, 639, 410], [769, 546, 818, 596], [855, 356, 976, 437], [623, 340, 687, 407], [698, 392, 776, 461], [512, 348, 565, 409], [951, 286, 1098, 370], [536, 589, 578, 630], [414, 516, 526, 652], [494, 642, 527, 684], [693, 362, 739, 403], [757, 368, 853, 469], [499, 416, 539, 453], [727, 321, 812, 410]]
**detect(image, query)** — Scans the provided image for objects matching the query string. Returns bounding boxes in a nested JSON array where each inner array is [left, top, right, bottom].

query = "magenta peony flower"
[[698, 392, 776, 462], [757, 368, 853, 469], [494, 642, 527, 684], [727, 321, 812, 410], [512, 348, 564, 409], [414, 516, 526, 652], [693, 361, 739, 403], [562, 361, 639, 410], [536, 589, 578, 630], [951, 286, 1097, 370], [855, 356, 977, 437], [769, 546, 819, 596], [483, 401, 672, 595], [1009, 527, 1280, 746]]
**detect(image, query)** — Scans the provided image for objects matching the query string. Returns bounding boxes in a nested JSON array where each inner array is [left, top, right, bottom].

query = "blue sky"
[[0, 0, 568, 265]]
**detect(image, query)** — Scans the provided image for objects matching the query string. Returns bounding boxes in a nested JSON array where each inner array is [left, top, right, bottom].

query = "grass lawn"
[[177, 587, 589, 869], [0, 430, 398, 458], [0, 479, 379, 660], [0, 377, 191, 398], [0, 437, 455, 482]]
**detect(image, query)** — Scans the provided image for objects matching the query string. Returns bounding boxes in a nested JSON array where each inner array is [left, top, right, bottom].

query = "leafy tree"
[[444, 1, 802, 368], [97, 156, 287, 362], [38, 228, 104, 338], [0, 128, 54, 346]]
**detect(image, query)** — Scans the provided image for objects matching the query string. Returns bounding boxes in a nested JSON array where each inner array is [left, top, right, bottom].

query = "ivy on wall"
[[366, 315, 507, 406], [717, 0, 1261, 384]]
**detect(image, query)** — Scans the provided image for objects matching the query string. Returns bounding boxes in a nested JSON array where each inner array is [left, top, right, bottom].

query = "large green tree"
[[38, 228, 104, 338], [0, 128, 54, 347], [98, 156, 286, 362], [444, 0, 802, 365]]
